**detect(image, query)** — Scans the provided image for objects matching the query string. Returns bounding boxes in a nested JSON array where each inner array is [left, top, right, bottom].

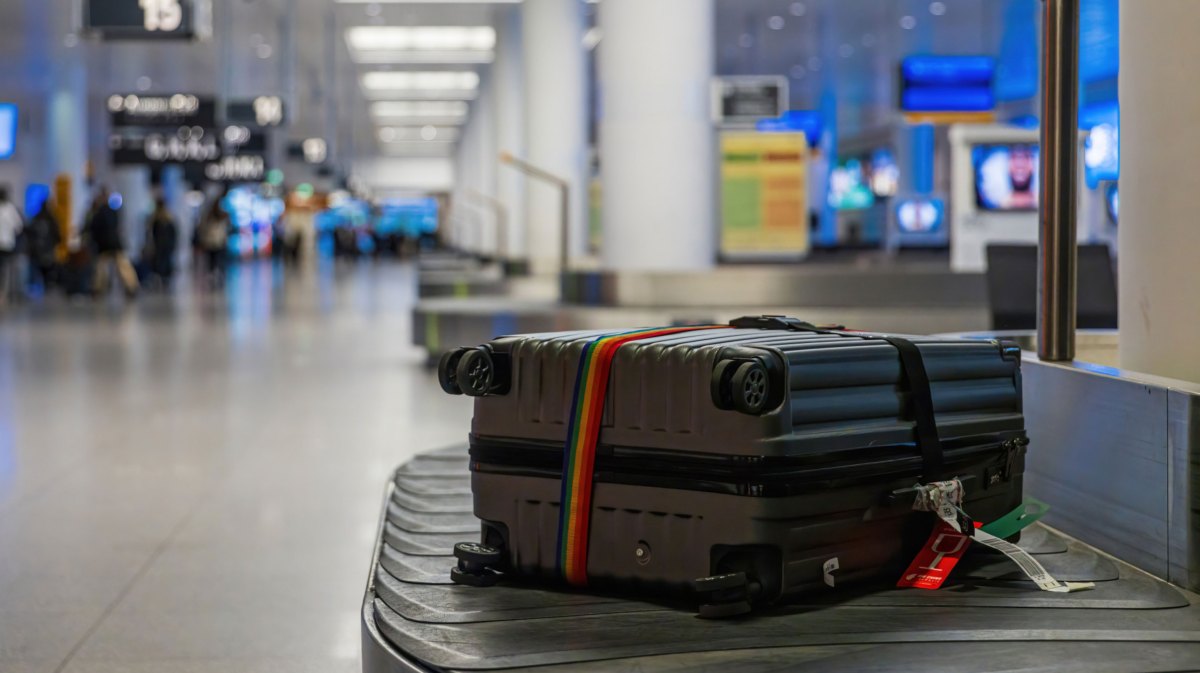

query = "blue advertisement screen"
[[0, 104, 16, 160]]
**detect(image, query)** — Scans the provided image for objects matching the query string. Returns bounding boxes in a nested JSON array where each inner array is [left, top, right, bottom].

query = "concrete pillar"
[[43, 0, 90, 229], [521, 0, 587, 272], [474, 71, 499, 258], [598, 0, 715, 271], [494, 6, 526, 262], [1117, 0, 1200, 383]]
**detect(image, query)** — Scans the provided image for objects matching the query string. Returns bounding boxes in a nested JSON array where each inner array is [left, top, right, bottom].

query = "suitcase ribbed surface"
[[472, 327, 1022, 456]]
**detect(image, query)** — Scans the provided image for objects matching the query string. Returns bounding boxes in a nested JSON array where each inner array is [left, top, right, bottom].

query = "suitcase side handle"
[[729, 315, 846, 332]]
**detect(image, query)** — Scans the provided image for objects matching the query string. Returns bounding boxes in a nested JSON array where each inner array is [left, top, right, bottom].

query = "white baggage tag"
[[972, 529, 1094, 593]]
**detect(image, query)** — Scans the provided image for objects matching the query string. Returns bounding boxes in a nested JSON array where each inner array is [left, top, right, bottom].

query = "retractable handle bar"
[[1037, 0, 1081, 361]]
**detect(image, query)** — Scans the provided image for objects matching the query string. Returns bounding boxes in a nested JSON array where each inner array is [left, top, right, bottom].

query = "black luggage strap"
[[729, 316, 945, 482], [879, 335, 944, 482]]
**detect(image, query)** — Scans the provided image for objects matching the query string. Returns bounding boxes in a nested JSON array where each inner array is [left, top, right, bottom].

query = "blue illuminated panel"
[[755, 110, 823, 146], [900, 56, 996, 113], [902, 56, 995, 86], [0, 104, 16, 160], [902, 88, 995, 113]]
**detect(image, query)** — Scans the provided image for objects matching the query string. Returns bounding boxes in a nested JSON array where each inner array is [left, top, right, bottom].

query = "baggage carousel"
[[361, 446, 1200, 672]]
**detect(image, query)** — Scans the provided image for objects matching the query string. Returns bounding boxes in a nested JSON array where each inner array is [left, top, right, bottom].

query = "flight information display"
[[84, 0, 199, 40]]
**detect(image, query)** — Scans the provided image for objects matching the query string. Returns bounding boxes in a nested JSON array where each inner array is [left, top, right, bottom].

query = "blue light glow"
[[901, 56, 995, 86], [755, 110, 823, 146], [901, 87, 994, 113], [0, 104, 16, 160], [24, 184, 49, 217]]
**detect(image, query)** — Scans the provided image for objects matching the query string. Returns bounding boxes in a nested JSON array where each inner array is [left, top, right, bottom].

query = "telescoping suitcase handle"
[[730, 315, 946, 483]]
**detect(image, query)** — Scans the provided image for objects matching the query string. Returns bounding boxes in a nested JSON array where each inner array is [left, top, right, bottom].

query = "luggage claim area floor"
[[0, 264, 472, 672], [5, 0, 1200, 671]]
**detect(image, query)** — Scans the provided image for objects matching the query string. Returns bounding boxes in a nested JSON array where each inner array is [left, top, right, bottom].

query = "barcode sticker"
[[973, 529, 1094, 593]]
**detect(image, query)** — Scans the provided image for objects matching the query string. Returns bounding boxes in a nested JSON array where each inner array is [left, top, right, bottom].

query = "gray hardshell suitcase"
[[438, 316, 1027, 616]]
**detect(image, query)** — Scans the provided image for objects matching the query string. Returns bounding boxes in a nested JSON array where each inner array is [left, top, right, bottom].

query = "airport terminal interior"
[[3, 0, 1200, 671]]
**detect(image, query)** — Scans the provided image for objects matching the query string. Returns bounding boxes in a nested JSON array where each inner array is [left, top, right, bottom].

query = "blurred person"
[[24, 202, 60, 294], [145, 198, 179, 290], [88, 187, 139, 298], [196, 199, 229, 283], [0, 185, 25, 306], [1007, 145, 1037, 209], [282, 189, 316, 265]]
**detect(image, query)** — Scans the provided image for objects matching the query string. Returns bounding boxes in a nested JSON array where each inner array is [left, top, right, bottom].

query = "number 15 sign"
[[84, 0, 202, 40]]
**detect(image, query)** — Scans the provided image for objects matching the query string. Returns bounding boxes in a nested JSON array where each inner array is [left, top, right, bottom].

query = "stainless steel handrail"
[[1037, 0, 1081, 361], [500, 151, 571, 283]]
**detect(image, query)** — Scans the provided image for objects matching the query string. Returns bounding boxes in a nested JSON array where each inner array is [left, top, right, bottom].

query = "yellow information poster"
[[720, 131, 810, 259]]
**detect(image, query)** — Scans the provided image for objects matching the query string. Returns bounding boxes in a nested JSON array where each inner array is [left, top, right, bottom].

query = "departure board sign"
[[108, 94, 217, 128], [109, 128, 221, 166], [720, 131, 810, 260], [225, 97, 286, 128], [713, 76, 787, 124], [184, 155, 267, 184], [84, 0, 199, 40]]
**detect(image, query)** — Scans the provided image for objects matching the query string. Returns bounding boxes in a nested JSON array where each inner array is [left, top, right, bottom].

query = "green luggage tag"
[[980, 498, 1050, 539]]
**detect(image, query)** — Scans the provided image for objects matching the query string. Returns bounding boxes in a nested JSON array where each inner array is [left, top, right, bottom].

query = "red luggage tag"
[[897, 478, 972, 590], [896, 520, 972, 590]]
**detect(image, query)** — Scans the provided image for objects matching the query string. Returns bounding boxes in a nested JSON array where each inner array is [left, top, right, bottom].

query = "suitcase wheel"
[[692, 572, 759, 619], [711, 357, 778, 416], [698, 600, 752, 619], [692, 572, 747, 593], [451, 542, 504, 587], [456, 349, 496, 397], [450, 565, 500, 587], [437, 349, 467, 395], [731, 361, 770, 415], [454, 541, 503, 566]]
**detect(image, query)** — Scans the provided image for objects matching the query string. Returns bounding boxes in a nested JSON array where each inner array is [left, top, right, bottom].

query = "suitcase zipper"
[[468, 434, 1024, 498]]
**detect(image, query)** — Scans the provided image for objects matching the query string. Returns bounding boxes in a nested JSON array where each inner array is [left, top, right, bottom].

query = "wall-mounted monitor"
[[900, 55, 996, 113], [828, 158, 874, 211], [1106, 183, 1119, 225], [0, 104, 16, 160], [896, 198, 945, 234], [829, 148, 899, 210], [1080, 102, 1119, 187], [972, 143, 1039, 211]]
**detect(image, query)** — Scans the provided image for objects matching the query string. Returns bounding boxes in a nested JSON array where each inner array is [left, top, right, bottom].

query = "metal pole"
[[499, 152, 570, 287], [1037, 0, 1081, 361], [559, 184, 570, 277]]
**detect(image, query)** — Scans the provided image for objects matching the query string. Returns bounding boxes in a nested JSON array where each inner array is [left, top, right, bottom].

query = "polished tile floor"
[[0, 261, 474, 672]]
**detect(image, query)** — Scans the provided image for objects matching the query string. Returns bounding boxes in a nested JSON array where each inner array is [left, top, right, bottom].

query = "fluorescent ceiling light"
[[363, 71, 479, 91], [378, 126, 461, 142], [338, 0, 517, 4], [360, 71, 479, 99], [346, 26, 496, 64], [380, 141, 457, 158], [380, 141, 457, 151], [371, 100, 469, 124]]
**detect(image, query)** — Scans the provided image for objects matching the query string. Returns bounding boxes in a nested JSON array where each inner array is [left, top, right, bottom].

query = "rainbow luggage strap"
[[556, 326, 723, 587]]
